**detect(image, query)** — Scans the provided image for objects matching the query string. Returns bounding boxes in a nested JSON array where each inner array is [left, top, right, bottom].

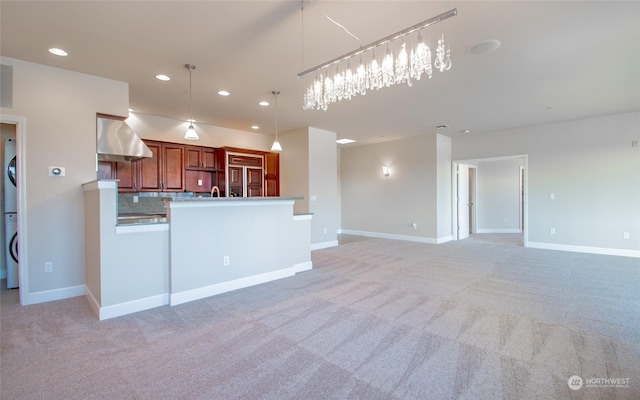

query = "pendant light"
[[271, 90, 282, 152], [184, 64, 199, 140]]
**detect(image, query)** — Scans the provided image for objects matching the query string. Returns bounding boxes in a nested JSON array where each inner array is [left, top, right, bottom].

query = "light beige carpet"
[[1, 234, 638, 399]]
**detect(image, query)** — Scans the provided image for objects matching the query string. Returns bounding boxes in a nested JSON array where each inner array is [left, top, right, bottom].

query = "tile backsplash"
[[118, 193, 170, 215]]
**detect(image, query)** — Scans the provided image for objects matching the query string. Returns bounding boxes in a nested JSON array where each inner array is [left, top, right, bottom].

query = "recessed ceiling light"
[[155, 74, 170, 81], [218, 90, 230, 96], [469, 39, 501, 54], [48, 48, 68, 56], [336, 138, 356, 144], [251, 125, 259, 130], [259, 101, 269, 106], [436, 124, 449, 129], [187, 118, 196, 123], [458, 129, 471, 134]]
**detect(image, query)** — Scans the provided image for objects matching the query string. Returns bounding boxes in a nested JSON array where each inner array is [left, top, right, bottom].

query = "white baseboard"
[[85, 287, 101, 318], [170, 263, 312, 306], [311, 240, 338, 250], [86, 287, 169, 320], [477, 229, 522, 234], [436, 235, 454, 244], [340, 229, 438, 244], [23, 284, 85, 305], [527, 241, 640, 258], [292, 261, 313, 273], [100, 294, 169, 320]]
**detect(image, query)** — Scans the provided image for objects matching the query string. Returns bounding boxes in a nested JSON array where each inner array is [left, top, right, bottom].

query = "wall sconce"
[[382, 166, 391, 177]]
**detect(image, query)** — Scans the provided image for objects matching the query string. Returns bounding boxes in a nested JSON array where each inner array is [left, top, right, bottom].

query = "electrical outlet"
[[549, 193, 555, 200], [223, 256, 230, 266], [623, 232, 629, 239], [323, 228, 327, 234], [411, 222, 417, 229], [197, 179, 203, 186], [550, 228, 556, 235], [133, 195, 138, 203], [45, 262, 53, 272]]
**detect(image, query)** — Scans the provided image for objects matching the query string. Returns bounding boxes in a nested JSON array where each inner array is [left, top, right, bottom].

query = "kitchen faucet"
[[210, 186, 220, 197]]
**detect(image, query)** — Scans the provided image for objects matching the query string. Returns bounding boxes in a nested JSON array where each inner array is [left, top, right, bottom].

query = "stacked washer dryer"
[[5, 138, 18, 289]]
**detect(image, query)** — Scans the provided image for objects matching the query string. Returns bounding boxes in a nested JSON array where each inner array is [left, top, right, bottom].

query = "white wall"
[[126, 113, 273, 151], [308, 127, 338, 247], [1, 57, 130, 304], [279, 126, 338, 248], [436, 134, 452, 240], [476, 158, 523, 233], [453, 112, 640, 256], [279, 127, 310, 214], [340, 133, 440, 242]]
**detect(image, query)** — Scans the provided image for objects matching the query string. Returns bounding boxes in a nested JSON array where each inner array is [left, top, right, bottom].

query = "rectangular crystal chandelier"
[[299, 8, 457, 111]]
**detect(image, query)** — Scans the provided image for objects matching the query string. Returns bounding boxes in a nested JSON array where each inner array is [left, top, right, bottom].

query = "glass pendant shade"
[[271, 90, 282, 152], [184, 124, 198, 140], [271, 140, 282, 152], [184, 64, 199, 140]]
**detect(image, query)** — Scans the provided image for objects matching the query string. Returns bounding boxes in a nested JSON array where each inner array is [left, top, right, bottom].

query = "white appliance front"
[[5, 212, 18, 288], [5, 138, 16, 213]]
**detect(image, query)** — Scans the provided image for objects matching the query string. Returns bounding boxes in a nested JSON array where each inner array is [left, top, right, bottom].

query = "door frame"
[[453, 163, 474, 240], [1, 115, 28, 305], [452, 154, 528, 246]]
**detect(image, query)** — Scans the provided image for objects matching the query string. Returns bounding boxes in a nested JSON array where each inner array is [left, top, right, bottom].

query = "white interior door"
[[457, 164, 470, 240]]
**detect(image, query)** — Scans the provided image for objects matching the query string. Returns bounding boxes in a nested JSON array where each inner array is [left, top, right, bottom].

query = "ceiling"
[[1, 1, 639, 145]]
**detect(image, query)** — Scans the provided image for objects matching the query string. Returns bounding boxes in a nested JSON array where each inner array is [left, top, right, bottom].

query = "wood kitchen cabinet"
[[137, 141, 185, 192], [184, 145, 218, 193], [104, 141, 278, 196], [109, 140, 185, 192], [185, 145, 216, 170], [222, 147, 279, 197], [265, 152, 279, 197], [227, 164, 264, 197]]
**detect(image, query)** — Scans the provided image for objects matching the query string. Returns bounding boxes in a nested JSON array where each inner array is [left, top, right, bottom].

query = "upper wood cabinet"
[[108, 140, 185, 192], [185, 145, 216, 171], [160, 143, 186, 191], [103, 141, 277, 196]]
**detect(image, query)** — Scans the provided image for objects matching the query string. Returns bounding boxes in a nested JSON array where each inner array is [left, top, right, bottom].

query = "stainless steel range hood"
[[97, 116, 152, 162]]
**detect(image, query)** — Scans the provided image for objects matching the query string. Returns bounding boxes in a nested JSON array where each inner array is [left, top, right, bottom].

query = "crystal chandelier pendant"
[[298, 8, 456, 110], [395, 41, 410, 85], [381, 44, 395, 87], [435, 34, 451, 72]]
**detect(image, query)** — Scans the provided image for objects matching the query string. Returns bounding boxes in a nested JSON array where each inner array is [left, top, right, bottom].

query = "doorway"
[[455, 163, 476, 240], [0, 116, 27, 305], [453, 155, 528, 246]]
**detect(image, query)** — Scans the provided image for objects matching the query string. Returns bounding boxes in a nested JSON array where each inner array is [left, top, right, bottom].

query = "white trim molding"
[[527, 241, 640, 258], [477, 229, 522, 234], [24, 284, 85, 305], [311, 240, 339, 250], [86, 287, 170, 320], [170, 263, 311, 306], [340, 229, 439, 244]]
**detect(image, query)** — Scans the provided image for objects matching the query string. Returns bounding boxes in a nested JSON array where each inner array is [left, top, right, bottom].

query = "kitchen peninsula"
[[83, 180, 312, 320]]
